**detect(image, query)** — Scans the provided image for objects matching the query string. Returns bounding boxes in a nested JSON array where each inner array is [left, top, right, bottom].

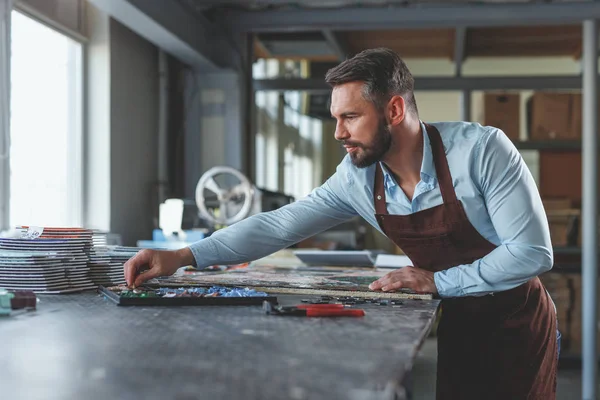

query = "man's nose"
[[334, 123, 349, 142]]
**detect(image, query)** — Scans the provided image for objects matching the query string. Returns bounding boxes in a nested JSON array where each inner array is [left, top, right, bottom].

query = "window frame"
[[0, 0, 12, 231]]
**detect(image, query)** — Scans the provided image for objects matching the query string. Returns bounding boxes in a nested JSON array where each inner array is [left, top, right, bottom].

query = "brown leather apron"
[[374, 124, 558, 400]]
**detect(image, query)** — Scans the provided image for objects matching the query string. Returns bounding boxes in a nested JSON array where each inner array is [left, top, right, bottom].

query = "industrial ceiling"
[[178, 0, 592, 62], [173, 0, 598, 119]]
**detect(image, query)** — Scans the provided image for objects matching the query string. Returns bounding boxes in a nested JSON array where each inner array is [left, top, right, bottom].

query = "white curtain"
[[0, 0, 11, 231]]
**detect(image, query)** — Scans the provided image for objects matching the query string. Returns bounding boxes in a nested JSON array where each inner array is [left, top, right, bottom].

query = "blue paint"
[[156, 286, 268, 297]]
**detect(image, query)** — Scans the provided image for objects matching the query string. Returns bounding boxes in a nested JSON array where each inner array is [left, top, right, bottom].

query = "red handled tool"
[[290, 303, 345, 310], [263, 301, 365, 317]]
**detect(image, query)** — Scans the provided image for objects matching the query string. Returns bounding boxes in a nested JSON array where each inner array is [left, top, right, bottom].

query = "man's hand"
[[369, 267, 438, 294], [123, 247, 195, 288]]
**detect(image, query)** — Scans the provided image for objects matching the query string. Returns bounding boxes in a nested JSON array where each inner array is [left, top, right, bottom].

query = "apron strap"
[[424, 123, 458, 205], [374, 162, 388, 215], [373, 123, 458, 214]]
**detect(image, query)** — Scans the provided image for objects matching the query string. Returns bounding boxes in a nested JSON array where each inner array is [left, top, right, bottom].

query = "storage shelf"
[[554, 246, 584, 255], [514, 140, 581, 150], [558, 353, 586, 369], [554, 246, 600, 255], [550, 246, 600, 273]]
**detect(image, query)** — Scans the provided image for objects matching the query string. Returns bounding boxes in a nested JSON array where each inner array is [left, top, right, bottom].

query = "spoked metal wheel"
[[195, 166, 254, 226]]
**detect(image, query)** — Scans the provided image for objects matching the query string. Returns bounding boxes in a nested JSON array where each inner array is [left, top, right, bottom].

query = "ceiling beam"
[[88, 0, 240, 71], [322, 30, 349, 61], [225, 3, 600, 33], [254, 76, 586, 93], [454, 27, 467, 77]]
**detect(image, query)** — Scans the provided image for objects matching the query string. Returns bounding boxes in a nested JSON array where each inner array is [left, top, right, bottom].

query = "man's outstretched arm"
[[188, 174, 359, 268], [124, 170, 358, 287]]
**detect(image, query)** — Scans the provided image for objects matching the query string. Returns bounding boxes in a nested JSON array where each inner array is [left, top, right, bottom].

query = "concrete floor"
[[411, 337, 587, 399]]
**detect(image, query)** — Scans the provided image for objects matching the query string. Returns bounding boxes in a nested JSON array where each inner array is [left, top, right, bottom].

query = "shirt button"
[[377, 195, 382, 200]]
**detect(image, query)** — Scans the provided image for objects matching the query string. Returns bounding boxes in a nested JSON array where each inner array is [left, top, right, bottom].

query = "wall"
[[84, 2, 110, 233], [85, 4, 159, 246], [184, 71, 246, 199], [109, 18, 158, 246]]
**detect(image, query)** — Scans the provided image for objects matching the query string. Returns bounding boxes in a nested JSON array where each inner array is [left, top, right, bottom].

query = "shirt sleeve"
[[187, 167, 359, 268], [433, 128, 553, 298]]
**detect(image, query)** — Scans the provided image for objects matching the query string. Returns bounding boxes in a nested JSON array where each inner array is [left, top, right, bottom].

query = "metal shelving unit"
[[241, 3, 599, 398], [514, 140, 583, 151]]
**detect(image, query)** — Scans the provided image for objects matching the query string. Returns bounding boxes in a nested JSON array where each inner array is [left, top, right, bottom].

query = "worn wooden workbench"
[[1, 291, 440, 400]]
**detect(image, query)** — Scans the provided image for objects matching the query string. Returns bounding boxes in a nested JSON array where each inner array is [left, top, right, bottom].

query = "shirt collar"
[[379, 121, 437, 190]]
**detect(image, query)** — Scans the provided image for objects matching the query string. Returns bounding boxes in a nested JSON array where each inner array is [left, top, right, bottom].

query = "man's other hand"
[[123, 248, 195, 288], [369, 267, 438, 294]]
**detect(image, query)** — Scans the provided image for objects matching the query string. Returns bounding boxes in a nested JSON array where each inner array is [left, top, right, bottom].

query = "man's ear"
[[387, 95, 406, 126]]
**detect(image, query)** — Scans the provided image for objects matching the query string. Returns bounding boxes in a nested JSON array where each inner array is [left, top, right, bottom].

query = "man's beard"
[[345, 118, 392, 168]]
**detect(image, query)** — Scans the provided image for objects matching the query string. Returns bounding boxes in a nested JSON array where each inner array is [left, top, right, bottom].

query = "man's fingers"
[[369, 270, 408, 291], [369, 278, 385, 290], [124, 250, 152, 287], [133, 267, 161, 288], [370, 276, 394, 290], [382, 281, 404, 292]]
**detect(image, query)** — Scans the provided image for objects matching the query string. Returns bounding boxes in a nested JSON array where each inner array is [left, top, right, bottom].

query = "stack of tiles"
[[0, 227, 96, 293], [87, 242, 138, 286], [87, 231, 116, 286]]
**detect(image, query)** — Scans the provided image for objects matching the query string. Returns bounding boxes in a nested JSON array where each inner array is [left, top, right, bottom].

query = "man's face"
[[330, 82, 392, 168]]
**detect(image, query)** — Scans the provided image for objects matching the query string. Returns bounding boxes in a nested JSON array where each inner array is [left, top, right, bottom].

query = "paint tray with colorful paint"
[[98, 285, 278, 306]]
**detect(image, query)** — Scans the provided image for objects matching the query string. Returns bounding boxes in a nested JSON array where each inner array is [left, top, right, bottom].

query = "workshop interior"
[[1, 1, 600, 399]]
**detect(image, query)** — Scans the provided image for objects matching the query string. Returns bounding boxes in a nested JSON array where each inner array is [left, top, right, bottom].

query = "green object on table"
[[0, 290, 15, 316], [120, 290, 157, 298]]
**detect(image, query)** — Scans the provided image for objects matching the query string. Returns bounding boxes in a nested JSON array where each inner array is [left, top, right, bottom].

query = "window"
[[253, 59, 323, 200], [9, 11, 83, 227]]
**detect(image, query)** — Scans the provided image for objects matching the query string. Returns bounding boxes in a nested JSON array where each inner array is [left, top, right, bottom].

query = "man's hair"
[[325, 47, 418, 116]]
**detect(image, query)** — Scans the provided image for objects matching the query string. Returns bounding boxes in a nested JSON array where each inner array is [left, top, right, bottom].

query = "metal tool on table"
[[262, 301, 365, 317]]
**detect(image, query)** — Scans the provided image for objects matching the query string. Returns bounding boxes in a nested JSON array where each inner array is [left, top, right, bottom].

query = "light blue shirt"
[[189, 121, 553, 298]]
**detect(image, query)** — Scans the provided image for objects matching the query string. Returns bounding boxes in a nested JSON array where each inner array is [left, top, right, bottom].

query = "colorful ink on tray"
[[106, 285, 268, 298]]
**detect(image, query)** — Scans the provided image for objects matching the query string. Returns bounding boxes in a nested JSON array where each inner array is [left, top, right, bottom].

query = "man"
[[125, 48, 558, 399]]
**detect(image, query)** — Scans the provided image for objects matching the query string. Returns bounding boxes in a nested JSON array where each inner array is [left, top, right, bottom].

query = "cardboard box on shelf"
[[529, 92, 580, 140], [562, 274, 598, 355], [539, 273, 599, 357], [539, 151, 582, 206], [566, 93, 600, 140], [540, 272, 571, 323], [570, 94, 582, 139], [546, 209, 580, 247], [484, 93, 520, 141], [542, 197, 579, 247], [540, 154, 600, 246], [543, 198, 572, 211], [542, 196, 586, 247]]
